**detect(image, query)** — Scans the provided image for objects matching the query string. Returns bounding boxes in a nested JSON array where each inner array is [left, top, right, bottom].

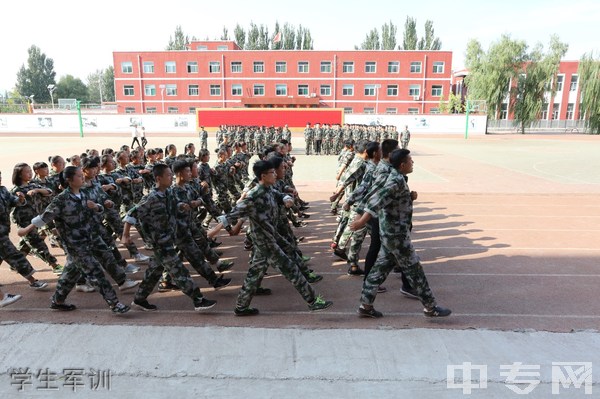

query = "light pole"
[[375, 84, 381, 115], [47, 84, 56, 110], [159, 84, 165, 114]]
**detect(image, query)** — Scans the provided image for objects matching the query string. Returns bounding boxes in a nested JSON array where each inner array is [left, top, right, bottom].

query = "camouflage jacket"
[[125, 187, 177, 246], [0, 186, 24, 236], [345, 160, 378, 207], [10, 183, 52, 226]]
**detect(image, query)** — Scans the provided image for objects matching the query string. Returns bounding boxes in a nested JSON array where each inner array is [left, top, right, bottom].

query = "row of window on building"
[[121, 105, 433, 115], [121, 60, 446, 75], [499, 102, 581, 120]]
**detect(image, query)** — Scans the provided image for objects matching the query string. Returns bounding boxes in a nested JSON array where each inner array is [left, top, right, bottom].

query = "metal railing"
[[487, 119, 588, 133]]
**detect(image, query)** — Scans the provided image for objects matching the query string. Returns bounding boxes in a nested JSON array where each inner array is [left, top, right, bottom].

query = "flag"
[[273, 32, 281, 44]]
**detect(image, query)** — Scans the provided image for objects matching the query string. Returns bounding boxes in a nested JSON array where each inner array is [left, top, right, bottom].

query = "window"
[[385, 107, 397, 114], [320, 85, 331, 96], [342, 84, 354, 96], [125, 107, 136, 114], [409, 85, 421, 97], [556, 75, 564, 91], [433, 62, 445, 73], [343, 107, 353, 114], [500, 104, 508, 120], [121, 62, 133, 74], [188, 85, 199, 96], [209, 61, 221, 73], [298, 84, 309, 96], [143, 62, 154, 73], [388, 61, 399, 73], [123, 85, 134, 96], [275, 61, 287, 73], [541, 103, 549, 120], [145, 107, 157, 114], [570, 75, 578, 92], [408, 108, 419, 115], [430, 108, 440, 114], [410, 61, 422, 73], [275, 84, 287, 96], [165, 62, 176, 73], [364, 85, 377, 96], [231, 84, 242, 96], [253, 84, 265, 96], [365, 62, 376, 73], [253, 61, 264, 73], [217, 45, 228, 50], [196, 45, 207, 50], [364, 107, 375, 114], [188, 107, 196, 114], [167, 107, 178, 114], [552, 103, 560, 119], [210, 85, 221, 96], [342, 62, 354, 73], [566, 103, 574, 120], [320, 61, 332, 73], [231, 61, 242, 73], [298, 61, 309, 73], [431, 85, 443, 97], [187, 62, 198, 73], [387, 85, 398, 96], [144, 85, 156, 96], [166, 84, 177, 96]]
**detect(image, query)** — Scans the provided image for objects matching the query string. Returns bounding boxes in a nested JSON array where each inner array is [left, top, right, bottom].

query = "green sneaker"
[[308, 295, 332, 311], [306, 272, 323, 284], [52, 264, 64, 275], [302, 255, 311, 263]]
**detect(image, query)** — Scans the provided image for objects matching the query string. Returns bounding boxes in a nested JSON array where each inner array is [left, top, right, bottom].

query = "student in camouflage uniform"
[[218, 160, 332, 316], [212, 147, 235, 214], [199, 127, 208, 150], [400, 125, 411, 149], [21, 166, 130, 313], [283, 124, 292, 144], [330, 139, 355, 215], [303, 122, 314, 155], [350, 149, 451, 318], [123, 163, 217, 312]]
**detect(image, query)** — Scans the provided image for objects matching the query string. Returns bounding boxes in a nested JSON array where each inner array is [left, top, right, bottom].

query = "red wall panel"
[[195, 108, 344, 129]]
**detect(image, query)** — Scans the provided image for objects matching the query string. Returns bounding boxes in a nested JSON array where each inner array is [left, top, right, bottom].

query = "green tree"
[[234, 24, 246, 49], [417, 20, 441, 50], [103, 66, 115, 102], [381, 21, 397, 50], [258, 24, 270, 50], [15, 45, 56, 103], [166, 25, 189, 50], [87, 66, 114, 104], [246, 22, 260, 50], [220, 26, 229, 41], [578, 53, 600, 134], [302, 29, 313, 50], [439, 91, 464, 114], [511, 36, 568, 133], [296, 25, 304, 50], [272, 21, 282, 50], [282, 23, 296, 50], [56, 75, 88, 103], [356, 28, 380, 50], [400, 17, 418, 50]]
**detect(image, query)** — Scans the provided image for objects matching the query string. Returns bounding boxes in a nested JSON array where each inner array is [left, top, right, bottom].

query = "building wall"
[[113, 44, 452, 115]]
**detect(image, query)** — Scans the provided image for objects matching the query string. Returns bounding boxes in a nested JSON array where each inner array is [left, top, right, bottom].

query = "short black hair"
[[366, 141, 380, 159], [253, 160, 274, 180], [381, 139, 399, 158], [153, 163, 171, 178], [171, 159, 191, 174], [389, 149, 411, 169]]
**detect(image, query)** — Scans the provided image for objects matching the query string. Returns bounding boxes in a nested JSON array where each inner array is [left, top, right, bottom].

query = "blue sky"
[[1, 0, 598, 93]]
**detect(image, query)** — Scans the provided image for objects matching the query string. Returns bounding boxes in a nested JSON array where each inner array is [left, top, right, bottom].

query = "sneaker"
[[299, 213, 311, 219], [296, 236, 306, 243], [131, 299, 157, 311], [52, 264, 64, 275], [234, 307, 259, 316], [194, 297, 217, 311], [158, 281, 179, 292], [255, 287, 272, 296], [306, 272, 323, 284], [212, 275, 232, 289], [124, 263, 141, 274], [110, 302, 130, 314], [118, 279, 139, 292], [330, 208, 338, 215], [0, 294, 22, 308], [243, 243, 253, 251], [293, 221, 308, 228], [334, 248, 348, 260], [400, 286, 420, 300], [50, 300, 76, 311], [29, 280, 48, 290], [358, 305, 383, 318], [377, 286, 387, 294], [217, 260, 234, 272], [424, 306, 452, 318], [76, 283, 96, 293], [215, 250, 224, 256], [301, 255, 311, 262], [209, 240, 222, 248], [347, 265, 365, 276], [308, 295, 333, 311], [133, 253, 150, 263]]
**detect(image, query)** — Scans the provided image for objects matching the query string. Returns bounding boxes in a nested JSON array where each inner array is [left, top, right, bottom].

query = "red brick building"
[[113, 40, 453, 115]]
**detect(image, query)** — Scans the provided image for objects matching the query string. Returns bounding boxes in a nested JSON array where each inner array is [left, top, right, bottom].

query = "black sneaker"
[[299, 213, 311, 219], [234, 307, 259, 316], [110, 302, 131, 314], [347, 265, 365, 276], [132, 299, 158, 311], [209, 240, 222, 248], [217, 260, 234, 272], [157, 281, 179, 292], [424, 306, 452, 318], [255, 287, 272, 296], [308, 295, 333, 311], [334, 249, 348, 260], [213, 275, 232, 289], [358, 306, 383, 318], [194, 297, 217, 311], [50, 301, 77, 311], [400, 286, 420, 300], [306, 272, 323, 284]]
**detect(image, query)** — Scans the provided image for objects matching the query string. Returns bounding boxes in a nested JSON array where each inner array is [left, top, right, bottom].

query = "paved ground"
[[0, 132, 599, 397]]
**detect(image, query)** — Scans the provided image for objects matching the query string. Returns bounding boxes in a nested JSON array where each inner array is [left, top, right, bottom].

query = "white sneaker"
[[119, 279, 140, 292], [124, 263, 141, 274], [133, 253, 150, 263], [0, 294, 23, 308], [76, 283, 96, 293]]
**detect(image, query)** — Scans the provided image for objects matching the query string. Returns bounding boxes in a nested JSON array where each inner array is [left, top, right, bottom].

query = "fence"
[[487, 119, 588, 133]]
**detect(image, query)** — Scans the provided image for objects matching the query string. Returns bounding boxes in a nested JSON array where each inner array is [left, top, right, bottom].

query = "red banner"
[[196, 108, 344, 130]]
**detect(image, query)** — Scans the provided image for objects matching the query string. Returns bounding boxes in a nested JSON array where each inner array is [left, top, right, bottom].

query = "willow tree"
[[578, 53, 600, 134]]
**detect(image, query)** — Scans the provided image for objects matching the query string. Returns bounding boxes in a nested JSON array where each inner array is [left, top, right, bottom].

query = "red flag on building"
[[273, 32, 281, 44]]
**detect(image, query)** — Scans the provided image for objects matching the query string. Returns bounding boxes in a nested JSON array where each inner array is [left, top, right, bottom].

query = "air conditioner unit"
[[413, 95, 420, 101], [310, 93, 316, 97]]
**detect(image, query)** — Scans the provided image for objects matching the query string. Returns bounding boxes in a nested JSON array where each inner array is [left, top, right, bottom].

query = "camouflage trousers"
[[18, 231, 57, 266], [401, 140, 409, 149], [103, 207, 139, 257], [0, 235, 35, 278], [175, 238, 217, 285], [337, 208, 369, 266], [201, 139, 207, 150], [53, 248, 119, 306], [360, 239, 435, 308], [332, 208, 351, 245], [236, 240, 315, 310], [305, 139, 313, 155], [134, 244, 203, 304]]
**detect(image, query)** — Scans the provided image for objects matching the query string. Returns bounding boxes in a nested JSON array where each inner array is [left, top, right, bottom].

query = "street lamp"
[[159, 84, 166, 114], [47, 84, 56, 110], [374, 84, 381, 115]]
